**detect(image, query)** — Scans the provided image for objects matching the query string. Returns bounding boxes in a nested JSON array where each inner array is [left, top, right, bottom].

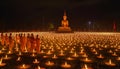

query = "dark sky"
[[1, 0, 120, 31]]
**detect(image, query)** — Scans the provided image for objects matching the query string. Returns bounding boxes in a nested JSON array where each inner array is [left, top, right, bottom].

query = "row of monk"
[[0, 33, 41, 52]]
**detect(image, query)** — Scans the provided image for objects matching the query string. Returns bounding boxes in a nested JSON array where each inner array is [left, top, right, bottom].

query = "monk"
[[26, 34, 31, 51], [30, 33, 36, 52], [9, 33, 14, 51], [36, 35, 41, 52], [1, 33, 5, 46], [5, 33, 9, 47]]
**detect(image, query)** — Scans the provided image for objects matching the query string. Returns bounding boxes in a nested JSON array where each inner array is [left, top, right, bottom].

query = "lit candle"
[[7, 51, 12, 54], [1, 47, 6, 51], [18, 52, 22, 56], [108, 50, 113, 53], [39, 50, 45, 54], [70, 50, 74, 54], [35, 66, 45, 69], [82, 53, 88, 58], [0, 58, 6, 67], [116, 57, 120, 61], [3, 55, 11, 60], [79, 50, 84, 55], [32, 49, 36, 53], [33, 59, 39, 64], [18, 64, 30, 69], [59, 51, 65, 56], [97, 54, 104, 59], [91, 48, 96, 53], [72, 52, 79, 57], [61, 62, 71, 68], [105, 59, 116, 66], [82, 64, 92, 69], [66, 57, 74, 60], [51, 48, 54, 52], [0, 50, 3, 54], [82, 58, 92, 63], [24, 48, 28, 53], [15, 47, 19, 52], [45, 61, 54, 66], [94, 51, 98, 55], [31, 53, 36, 57], [52, 54, 58, 59], [46, 50, 52, 55], [16, 57, 21, 61], [112, 52, 117, 56]]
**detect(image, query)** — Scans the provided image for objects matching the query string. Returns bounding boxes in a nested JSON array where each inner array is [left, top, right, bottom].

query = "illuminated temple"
[[57, 11, 72, 33]]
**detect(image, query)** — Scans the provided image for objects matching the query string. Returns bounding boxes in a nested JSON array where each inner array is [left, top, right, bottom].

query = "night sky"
[[1, 0, 120, 32]]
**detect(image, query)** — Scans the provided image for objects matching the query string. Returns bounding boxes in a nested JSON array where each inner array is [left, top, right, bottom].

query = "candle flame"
[[5, 55, 8, 58], [109, 59, 112, 64], [48, 61, 50, 64], [65, 62, 67, 65], [17, 57, 21, 61], [38, 66, 41, 69], [22, 64, 25, 67], [84, 64, 88, 69], [35, 59, 38, 62], [0, 58, 3, 64]]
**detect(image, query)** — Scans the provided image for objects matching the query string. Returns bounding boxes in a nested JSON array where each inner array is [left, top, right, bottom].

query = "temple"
[[56, 11, 72, 33]]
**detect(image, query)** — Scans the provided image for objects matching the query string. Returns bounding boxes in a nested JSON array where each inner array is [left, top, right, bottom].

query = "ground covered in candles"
[[0, 32, 120, 69]]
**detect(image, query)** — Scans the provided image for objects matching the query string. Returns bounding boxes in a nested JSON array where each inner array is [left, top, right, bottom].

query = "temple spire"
[[64, 10, 66, 16]]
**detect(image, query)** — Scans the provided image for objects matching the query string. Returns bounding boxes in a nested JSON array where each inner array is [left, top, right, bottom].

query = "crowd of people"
[[0, 33, 41, 52]]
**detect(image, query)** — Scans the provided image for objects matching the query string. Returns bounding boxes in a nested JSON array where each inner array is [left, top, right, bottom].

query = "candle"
[[82, 53, 88, 58], [33, 59, 39, 64], [0, 58, 6, 67], [82, 58, 92, 63], [45, 61, 54, 66], [0, 50, 3, 54], [32, 49, 36, 53], [94, 51, 98, 55], [79, 50, 85, 55], [24, 48, 28, 53], [97, 54, 104, 59], [51, 48, 54, 52], [82, 64, 92, 69], [105, 59, 116, 66], [72, 52, 79, 57], [35, 66, 45, 69], [112, 52, 117, 56], [108, 50, 113, 53], [3, 55, 11, 60], [70, 50, 74, 54], [18, 52, 22, 56], [116, 57, 120, 61], [91, 48, 96, 53], [15, 47, 19, 52], [7, 51, 12, 54], [39, 50, 45, 54], [1, 47, 6, 51], [46, 50, 52, 55], [31, 53, 36, 57], [61, 62, 71, 68], [52, 54, 58, 59], [66, 57, 74, 60], [16, 57, 21, 61], [59, 51, 65, 56], [18, 64, 30, 69]]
